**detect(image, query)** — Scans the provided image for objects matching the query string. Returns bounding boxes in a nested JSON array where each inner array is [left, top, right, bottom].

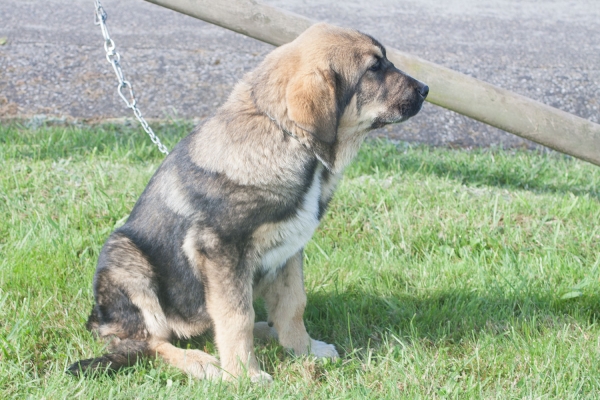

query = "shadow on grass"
[[304, 288, 600, 353], [57, 287, 599, 388], [175, 287, 600, 357]]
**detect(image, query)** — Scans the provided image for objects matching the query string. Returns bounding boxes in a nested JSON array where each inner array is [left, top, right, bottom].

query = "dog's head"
[[250, 23, 428, 171]]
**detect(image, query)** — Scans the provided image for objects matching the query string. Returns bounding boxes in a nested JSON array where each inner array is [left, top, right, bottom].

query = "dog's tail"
[[68, 307, 149, 376], [67, 338, 149, 377]]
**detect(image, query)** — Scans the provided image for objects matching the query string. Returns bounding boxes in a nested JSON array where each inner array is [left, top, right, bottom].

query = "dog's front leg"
[[203, 258, 272, 383], [263, 251, 339, 358]]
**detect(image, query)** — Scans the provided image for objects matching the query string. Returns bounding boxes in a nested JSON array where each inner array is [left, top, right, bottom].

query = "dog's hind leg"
[[68, 337, 221, 380], [261, 251, 339, 358], [68, 233, 167, 376], [151, 340, 221, 380]]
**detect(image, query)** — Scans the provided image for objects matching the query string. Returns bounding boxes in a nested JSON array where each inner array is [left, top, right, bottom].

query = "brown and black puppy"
[[68, 23, 428, 382]]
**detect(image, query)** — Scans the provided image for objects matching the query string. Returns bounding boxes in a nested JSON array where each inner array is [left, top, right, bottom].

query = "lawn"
[[1, 122, 599, 398]]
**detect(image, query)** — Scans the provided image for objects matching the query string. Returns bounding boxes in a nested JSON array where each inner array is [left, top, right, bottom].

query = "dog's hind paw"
[[250, 370, 274, 384], [310, 339, 339, 359]]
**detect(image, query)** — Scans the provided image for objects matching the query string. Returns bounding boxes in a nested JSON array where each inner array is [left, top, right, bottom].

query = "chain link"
[[94, 0, 169, 155]]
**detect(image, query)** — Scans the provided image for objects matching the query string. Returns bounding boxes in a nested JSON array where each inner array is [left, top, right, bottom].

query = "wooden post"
[[145, 0, 600, 167]]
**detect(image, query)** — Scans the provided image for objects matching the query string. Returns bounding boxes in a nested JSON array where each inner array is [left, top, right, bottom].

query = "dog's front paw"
[[250, 370, 274, 384], [203, 362, 223, 380], [310, 339, 339, 359]]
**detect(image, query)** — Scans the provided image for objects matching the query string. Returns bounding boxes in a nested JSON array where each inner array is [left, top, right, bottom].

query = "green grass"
[[1, 122, 600, 398]]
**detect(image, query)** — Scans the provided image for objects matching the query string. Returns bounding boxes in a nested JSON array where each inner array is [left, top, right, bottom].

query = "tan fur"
[[151, 340, 221, 380], [200, 257, 259, 380], [182, 227, 209, 283], [188, 83, 309, 187], [152, 171, 195, 217], [255, 252, 310, 354], [96, 323, 128, 339], [334, 95, 375, 172]]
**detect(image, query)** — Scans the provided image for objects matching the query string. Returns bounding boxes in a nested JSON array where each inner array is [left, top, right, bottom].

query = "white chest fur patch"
[[254, 164, 324, 272]]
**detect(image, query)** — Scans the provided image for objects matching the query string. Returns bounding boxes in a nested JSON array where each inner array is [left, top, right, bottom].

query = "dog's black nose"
[[418, 84, 429, 99]]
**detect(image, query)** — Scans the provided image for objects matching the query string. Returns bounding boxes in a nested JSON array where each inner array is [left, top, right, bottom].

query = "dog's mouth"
[[402, 94, 427, 120], [370, 94, 427, 129], [375, 79, 429, 129]]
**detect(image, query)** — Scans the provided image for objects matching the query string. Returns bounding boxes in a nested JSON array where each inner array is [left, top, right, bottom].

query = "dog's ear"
[[286, 69, 338, 144]]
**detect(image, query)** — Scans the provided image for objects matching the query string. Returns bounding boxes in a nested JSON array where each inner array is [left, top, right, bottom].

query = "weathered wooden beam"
[[145, 0, 600, 167]]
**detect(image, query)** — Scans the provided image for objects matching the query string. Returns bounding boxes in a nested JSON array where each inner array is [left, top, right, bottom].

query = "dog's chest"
[[255, 164, 324, 271]]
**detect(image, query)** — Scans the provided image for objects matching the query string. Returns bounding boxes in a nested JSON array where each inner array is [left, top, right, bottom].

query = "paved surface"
[[1, 0, 599, 148]]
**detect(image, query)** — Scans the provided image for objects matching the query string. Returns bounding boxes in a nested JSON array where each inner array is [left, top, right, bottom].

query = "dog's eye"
[[369, 58, 382, 72]]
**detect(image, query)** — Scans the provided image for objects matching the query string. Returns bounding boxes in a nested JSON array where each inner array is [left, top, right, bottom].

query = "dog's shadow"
[[175, 287, 600, 358], [300, 288, 600, 353]]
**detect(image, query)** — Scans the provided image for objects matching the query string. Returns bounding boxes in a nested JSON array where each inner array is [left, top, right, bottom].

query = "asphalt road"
[[1, 0, 599, 148]]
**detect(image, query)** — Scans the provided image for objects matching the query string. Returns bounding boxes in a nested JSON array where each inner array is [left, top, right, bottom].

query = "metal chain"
[[93, 0, 169, 155]]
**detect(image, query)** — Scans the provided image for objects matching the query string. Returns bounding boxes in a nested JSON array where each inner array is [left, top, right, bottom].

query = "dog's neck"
[[262, 110, 302, 143], [250, 89, 336, 172], [249, 89, 300, 141]]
